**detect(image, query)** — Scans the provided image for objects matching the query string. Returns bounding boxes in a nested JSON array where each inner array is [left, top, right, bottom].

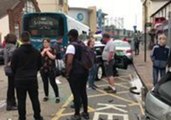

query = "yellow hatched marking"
[[138, 102, 145, 115], [88, 93, 107, 98], [52, 95, 73, 120], [60, 106, 95, 117], [128, 103, 139, 107], [128, 102, 145, 115], [96, 89, 136, 104], [115, 83, 130, 89], [117, 91, 129, 94]]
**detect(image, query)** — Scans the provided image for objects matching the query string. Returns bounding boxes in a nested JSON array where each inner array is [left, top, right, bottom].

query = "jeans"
[[153, 67, 166, 86], [40, 70, 59, 97], [7, 75, 16, 107], [16, 82, 41, 120], [68, 72, 88, 115], [88, 64, 97, 87]]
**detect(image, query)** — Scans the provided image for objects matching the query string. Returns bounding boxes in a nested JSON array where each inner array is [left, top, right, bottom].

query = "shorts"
[[104, 60, 114, 77]]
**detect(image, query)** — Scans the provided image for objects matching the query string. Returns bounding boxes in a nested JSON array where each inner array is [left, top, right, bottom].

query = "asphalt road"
[[0, 65, 144, 120]]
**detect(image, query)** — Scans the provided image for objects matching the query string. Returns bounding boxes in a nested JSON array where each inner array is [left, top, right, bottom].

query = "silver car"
[[113, 40, 133, 64], [145, 81, 171, 120]]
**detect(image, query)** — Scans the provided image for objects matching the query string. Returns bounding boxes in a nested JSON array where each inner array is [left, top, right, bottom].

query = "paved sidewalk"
[[133, 49, 153, 90]]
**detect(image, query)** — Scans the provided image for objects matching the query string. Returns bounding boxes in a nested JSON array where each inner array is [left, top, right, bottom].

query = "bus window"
[[23, 15, 64, 38]]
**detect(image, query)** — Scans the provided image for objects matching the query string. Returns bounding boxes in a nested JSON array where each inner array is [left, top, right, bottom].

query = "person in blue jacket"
[[151, 33, 170, 86]]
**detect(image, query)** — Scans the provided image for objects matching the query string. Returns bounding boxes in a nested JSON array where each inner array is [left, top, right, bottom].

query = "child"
[[151, 33, 170, 86]]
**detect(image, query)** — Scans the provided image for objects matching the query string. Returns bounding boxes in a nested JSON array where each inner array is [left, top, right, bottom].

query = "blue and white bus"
[[22, 12, 90, 49]]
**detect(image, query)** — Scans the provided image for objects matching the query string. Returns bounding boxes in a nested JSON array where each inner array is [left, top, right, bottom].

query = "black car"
[[94, 42, 128, 80]]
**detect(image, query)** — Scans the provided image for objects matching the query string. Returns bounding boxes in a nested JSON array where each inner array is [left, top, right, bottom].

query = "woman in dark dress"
[[40, 38, 60, 103]]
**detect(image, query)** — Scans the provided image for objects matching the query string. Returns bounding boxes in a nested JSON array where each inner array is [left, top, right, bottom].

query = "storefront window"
[[24, 0, 36, 13]]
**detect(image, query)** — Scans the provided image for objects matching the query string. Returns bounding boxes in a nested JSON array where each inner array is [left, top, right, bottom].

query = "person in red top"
[[2, 36, 6, 48], [123, 37, 128, 42]]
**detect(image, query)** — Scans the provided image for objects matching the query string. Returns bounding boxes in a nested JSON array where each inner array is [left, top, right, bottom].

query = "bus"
[[22, 12, 90, 49]]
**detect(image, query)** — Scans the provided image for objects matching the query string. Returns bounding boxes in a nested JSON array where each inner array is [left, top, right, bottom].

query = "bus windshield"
[[23, 14, 64, 38]]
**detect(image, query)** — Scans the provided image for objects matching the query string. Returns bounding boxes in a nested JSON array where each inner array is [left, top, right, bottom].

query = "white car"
[[113, 40, 133, 64]]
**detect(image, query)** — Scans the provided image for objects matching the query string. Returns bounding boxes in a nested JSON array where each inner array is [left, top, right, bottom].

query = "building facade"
[[0, 0, 40, 42], [142, 0, 169, 31], [68, 7, 107, 33], [37, 0, 68, 13]]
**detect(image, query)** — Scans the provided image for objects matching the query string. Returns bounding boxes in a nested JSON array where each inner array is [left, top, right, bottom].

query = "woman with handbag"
[[40, 38, 60, 103], [3, 33, 17, 111]]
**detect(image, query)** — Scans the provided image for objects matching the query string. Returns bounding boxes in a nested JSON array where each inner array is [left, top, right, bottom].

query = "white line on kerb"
[[0, 100, 6, 108]]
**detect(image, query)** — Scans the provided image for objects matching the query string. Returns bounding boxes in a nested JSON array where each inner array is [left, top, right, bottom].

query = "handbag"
[[4, 66, 13, 76], [54, 60, 61, 77]]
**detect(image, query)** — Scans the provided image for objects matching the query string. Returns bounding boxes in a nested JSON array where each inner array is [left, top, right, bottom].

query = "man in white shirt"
[[102, 33, 116, 93], [65, 29, 89, 120]]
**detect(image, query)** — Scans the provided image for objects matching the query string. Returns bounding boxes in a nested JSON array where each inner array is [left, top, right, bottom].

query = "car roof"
[[114, 40, 130, 44], [94, 41, 105, 47]]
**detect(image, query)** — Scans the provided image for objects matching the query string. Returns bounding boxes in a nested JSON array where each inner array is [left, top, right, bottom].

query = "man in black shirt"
[[65, 29, 89, 120], [11, 31, 43, 120]]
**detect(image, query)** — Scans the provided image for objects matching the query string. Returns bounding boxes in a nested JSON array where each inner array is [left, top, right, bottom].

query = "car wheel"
[[123, 63, 128, 69], [96, 66, 103, 80], [123, 59, 128, 69]]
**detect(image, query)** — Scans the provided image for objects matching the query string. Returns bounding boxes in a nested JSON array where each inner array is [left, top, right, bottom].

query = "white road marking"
[[96, 103, 128, 113], [93, 112, 129, 120], [0, 100, 6, 108]]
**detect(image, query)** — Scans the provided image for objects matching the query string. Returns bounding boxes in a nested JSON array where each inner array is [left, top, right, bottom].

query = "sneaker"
[[55, 78, 62, 84], [70, 104, 75, 108], [35, 116, 44, 120], [6, 106, 17, 111], [89, 86, 96, 90], [70, 115, 81, 120], [103, 86, 112, 91], [81, 112, 89, 119], [91, 86, 96, 90], [43, 97, 48, 102], [70, 103, 82, 109], [55, 98, 60, 103]]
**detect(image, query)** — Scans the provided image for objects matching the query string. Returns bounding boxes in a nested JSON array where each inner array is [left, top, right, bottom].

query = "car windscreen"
[[114, 42, 130, 47]]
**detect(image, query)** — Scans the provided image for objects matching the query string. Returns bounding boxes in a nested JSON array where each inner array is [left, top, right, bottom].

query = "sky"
[[68, 0, 142, 31]]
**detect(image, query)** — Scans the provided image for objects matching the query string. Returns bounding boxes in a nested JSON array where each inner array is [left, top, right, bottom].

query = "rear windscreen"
[[23, 14, 64, 38]]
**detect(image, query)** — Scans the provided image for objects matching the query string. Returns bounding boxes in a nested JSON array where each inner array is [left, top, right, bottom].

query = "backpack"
[[72, 41, 94, 70]]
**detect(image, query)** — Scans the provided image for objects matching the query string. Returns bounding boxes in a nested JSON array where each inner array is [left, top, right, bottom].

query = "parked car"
[[145, 80, 171, 120], [0, 44, 4, 64], [94, 41, 128, 80], [113, 40, 133, 64]]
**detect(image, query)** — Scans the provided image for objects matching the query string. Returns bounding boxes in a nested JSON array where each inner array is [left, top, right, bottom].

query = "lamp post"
[[144, 1, 147, 62]]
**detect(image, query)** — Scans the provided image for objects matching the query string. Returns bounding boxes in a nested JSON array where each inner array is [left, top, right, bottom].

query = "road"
[[0, 65, 145, 120]]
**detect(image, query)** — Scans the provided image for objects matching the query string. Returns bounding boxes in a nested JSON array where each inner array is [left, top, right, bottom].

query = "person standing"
[[53, 36, 65, 84], [151, 33, 170, 86], [11, 31, 43, 120], [40, 38, 60, 103], [134, 35, 140, 55], [3, 33, 17, 111], [102, 33, 117, 93], [65, 29, 89, 120], [53, 36, 64, 60], [87, 38, 98, 90]]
